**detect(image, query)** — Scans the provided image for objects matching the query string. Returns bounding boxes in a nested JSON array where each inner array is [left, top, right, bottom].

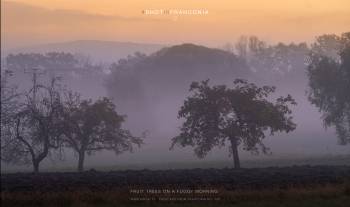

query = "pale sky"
[[2, 0, 350, 49]]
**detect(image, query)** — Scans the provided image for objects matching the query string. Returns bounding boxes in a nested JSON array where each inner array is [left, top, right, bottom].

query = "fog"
[[1, 36, 349, 172]]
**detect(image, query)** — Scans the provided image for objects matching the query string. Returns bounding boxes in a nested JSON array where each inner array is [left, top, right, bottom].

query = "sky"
[[2, 0, 350, 49]]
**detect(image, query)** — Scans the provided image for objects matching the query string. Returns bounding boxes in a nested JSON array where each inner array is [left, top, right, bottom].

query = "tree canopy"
[[307, 32, 350, 145], [62, 94, 143, 171], [171, 79, 297, 168]]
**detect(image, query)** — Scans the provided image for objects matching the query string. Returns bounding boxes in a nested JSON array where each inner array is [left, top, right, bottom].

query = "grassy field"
[[3, 154, 350, 173], [102, 154, 350, 171], [2, 183, 350, 207], [2, 156, 350, 206]]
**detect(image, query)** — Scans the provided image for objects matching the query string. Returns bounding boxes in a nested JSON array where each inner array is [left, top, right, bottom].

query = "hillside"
[[105, 43, 251, 136], [107, 43, 250, 102], [4, 40, 164, 63]]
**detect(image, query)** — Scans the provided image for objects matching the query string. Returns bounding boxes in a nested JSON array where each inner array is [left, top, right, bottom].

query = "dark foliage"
[[62, 94, 143, 172], [307, 32, 350, 145], [171, 79, 296, 168]]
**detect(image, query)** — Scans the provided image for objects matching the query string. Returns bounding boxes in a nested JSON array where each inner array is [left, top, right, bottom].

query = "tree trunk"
[[33, 160, 39, 173], [33, 144, 49, 173], [230, 138, 240, 169], [77, 151, 85, 172]]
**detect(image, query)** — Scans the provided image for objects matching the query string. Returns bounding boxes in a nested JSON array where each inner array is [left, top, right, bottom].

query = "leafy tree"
[[307, 32, 350, 145], [171, 79, 296, 168], [1, 77, 64, 173], [62, 94, 143, 172], [235, 35, 309, 83], [105, 45, 249, 133], [310, 33, 347, 61]]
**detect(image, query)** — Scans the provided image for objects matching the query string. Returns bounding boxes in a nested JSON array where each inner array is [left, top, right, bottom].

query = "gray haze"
[[3, 40, 164, 63], [2, 39, 349, 172]]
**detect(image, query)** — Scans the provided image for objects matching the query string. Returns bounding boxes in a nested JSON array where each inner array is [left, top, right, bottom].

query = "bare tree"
[[1, 69, 21, 160], [235, 36, 248, 59], [1, 76, 64, 173]]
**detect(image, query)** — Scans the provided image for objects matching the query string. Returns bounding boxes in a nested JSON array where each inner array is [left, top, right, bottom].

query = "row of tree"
[[1, 74, 143, 172], [1, 71, 296, 171], [223, 33, 349, 83], [1, 32, 349, 172], [222, 32, 350, 146]]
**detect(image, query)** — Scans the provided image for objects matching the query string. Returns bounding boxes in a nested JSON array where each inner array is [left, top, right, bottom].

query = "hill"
[[4, 40, 164, 63], [107, 43, 250, 100], [105, 43, 251, 134]]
